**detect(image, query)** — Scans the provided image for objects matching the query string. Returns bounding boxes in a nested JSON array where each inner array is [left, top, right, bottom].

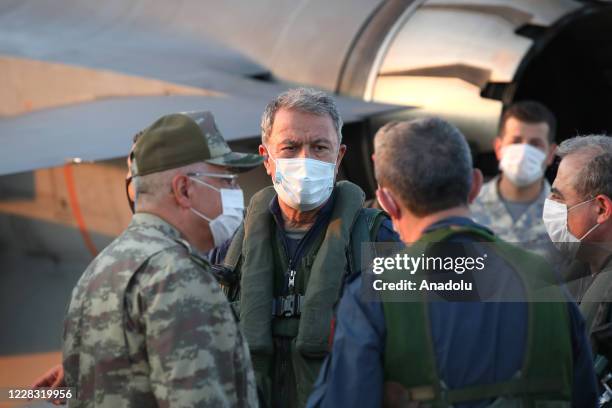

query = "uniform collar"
[[480, 175, 551, 205], [129, 212, 183, 240]]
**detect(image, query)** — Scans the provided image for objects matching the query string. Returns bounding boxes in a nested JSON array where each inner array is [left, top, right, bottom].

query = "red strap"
[[328, 316, 336, 350], [63, 163, 98, 257]]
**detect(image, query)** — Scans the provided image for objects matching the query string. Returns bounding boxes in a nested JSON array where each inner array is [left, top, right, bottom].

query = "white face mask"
[[268, 150, 336, 211], [542, 198, 600, 258], [499, 143, 546, 187], [189, 177, 244, 247]]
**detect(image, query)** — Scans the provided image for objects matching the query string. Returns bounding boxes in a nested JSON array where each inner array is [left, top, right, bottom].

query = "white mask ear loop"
[[578, 222, 601, 241], [189, 177, 220, 192], [189, 176, 244, 212], [188, 177, 219, 223], [567, 197, 595, 212], [190, 207, 213, 222], [568, 198, 599, 241]]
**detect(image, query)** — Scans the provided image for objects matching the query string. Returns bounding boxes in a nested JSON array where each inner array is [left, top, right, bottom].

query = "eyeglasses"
[[186, 172, 239, 188]]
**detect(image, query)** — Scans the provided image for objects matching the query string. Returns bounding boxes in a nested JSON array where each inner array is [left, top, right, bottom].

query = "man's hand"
[[30, 364, 66, 405]]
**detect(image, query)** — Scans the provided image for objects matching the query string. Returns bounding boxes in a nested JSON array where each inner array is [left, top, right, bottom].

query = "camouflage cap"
[[133, 111, 263, 176]]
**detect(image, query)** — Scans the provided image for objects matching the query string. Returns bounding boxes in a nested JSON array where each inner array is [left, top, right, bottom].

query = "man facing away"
[[308, 117, 597, 408]]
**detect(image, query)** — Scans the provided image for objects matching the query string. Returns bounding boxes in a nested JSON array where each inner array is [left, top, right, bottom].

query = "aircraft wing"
[[0, 0, 382, 91], [0, 0, 405, 176], [0, 0, 269, 86], [0, 84, 401, 176]]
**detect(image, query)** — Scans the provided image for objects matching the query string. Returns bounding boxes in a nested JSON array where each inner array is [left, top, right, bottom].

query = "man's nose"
[[296, 147, 311, 159]]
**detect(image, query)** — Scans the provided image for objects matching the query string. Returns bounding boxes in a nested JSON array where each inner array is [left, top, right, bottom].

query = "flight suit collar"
[[268, 188, 337, 233]]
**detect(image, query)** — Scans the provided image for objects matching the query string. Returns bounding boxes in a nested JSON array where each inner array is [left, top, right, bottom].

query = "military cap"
[[133, 111, 262, 176]]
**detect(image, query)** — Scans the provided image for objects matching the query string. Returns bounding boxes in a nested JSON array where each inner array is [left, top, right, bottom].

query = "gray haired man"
[[222, 87, 399, 408], [544, 136, 612, 339]]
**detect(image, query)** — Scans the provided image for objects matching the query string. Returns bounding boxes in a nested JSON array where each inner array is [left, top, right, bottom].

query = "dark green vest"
[[381, 227, 573, 408], [225, 181, 387, 408]]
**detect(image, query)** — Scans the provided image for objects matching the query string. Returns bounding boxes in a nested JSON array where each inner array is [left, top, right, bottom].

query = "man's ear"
[[259, 144, 272, 176], [376, 187, 401, 220], [468, 168, 484, 204], [171, 174, 192, 209], [595, 194, 612, 224], [493, 137, 503, 162], [336, 144, 347, 166], [545, 143, 557, 167]]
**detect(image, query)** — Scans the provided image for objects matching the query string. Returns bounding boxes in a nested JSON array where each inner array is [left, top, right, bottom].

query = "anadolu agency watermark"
[[371, 251, 486, 292], [358, 242, 565, 303]]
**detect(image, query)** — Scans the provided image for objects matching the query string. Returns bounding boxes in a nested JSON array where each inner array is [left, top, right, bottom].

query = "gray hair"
[[260, 87, 343, 145], [557, 135, 612, 199], [374, 117, 473, 216], [133, 161, 202, 204]]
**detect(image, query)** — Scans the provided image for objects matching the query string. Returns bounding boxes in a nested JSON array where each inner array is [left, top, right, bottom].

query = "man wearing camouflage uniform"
[[63, 112, 261, 407], [471, 101, 560, 264]]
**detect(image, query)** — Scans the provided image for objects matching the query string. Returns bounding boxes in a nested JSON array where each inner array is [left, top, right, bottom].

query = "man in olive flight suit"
[[222, 88, 399, 408]]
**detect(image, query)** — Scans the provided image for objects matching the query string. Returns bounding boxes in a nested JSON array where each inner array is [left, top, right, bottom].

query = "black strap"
[[348, 207, 387, 276], [272, 294, 304, 317], [446, 378, 565, 403]]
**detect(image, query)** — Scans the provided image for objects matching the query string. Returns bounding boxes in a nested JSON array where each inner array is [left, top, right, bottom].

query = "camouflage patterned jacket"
[[470, 175, 562, 265], [63, 213, 257, 408]]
